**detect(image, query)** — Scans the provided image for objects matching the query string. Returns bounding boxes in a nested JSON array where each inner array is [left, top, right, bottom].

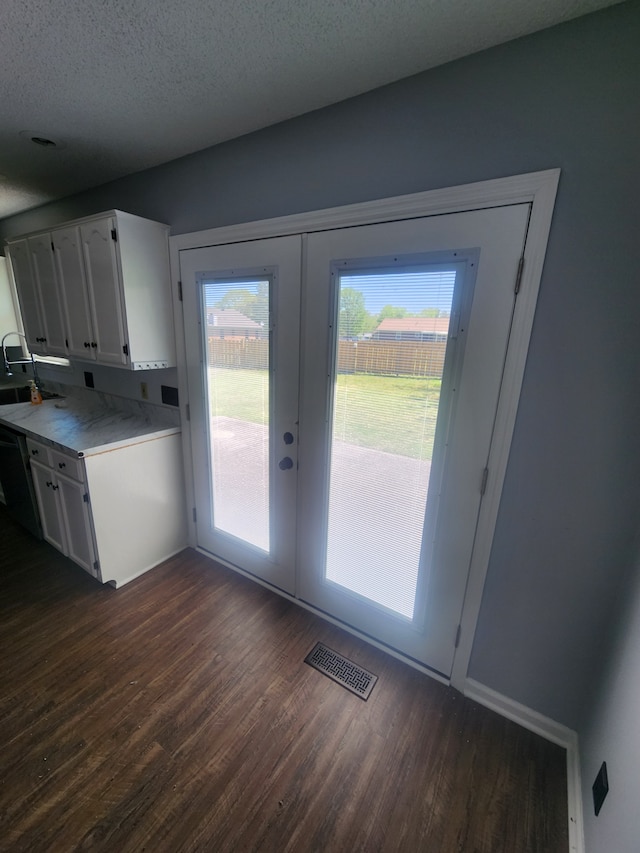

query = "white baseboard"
[[464, 678, 584, 853]]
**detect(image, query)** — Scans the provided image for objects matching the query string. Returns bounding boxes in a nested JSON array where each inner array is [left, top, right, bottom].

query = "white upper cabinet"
[[79, 217, 129, 366], [6, 236, 66, 357], [52, 226, 96, 360], [6, 238, 44, 353], [27, 234, 68, 357], [7, 210, 176, 370]]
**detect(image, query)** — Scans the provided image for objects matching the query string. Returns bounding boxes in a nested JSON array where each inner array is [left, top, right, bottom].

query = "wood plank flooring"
[[0, 511, 568, 852]]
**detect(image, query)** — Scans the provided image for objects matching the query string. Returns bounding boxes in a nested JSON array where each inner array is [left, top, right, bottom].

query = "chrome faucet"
[[1, 332, 41, 387]]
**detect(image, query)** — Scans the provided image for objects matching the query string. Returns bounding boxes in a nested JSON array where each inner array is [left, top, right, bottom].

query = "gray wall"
[[580, 543, 640, 853], [2, 1, 639, 834]]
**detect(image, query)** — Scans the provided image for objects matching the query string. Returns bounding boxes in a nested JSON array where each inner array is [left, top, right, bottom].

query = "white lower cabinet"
[[30, 455, 98, 578], [27, 432, 187, 587], [57, 473, 98, 575]]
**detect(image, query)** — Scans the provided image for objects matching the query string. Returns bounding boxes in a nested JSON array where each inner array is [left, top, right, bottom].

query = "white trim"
[[465, 678, 584, 853], [450, 170, 560, 690], [567, 738, 585, 853], [170, 168, 560, 675], [169, 243, 197, 549], [465, 676, 574, 746]]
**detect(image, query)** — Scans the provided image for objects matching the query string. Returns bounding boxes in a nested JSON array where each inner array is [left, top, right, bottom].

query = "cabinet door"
[[27, 234, 67, 356], [53, 226, 96, 361], [30, 460, 66, 552], [6, 239, 45, 354], [57, 472, 98, 577], [81, 218, 128, 366]]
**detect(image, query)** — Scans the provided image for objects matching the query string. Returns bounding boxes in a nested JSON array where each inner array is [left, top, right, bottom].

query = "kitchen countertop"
[[0, 396, 180, 457]]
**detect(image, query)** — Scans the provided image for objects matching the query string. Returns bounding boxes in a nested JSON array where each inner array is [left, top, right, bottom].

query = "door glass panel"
[[325, 268, 457, 619], [202, 278, 271, 552]]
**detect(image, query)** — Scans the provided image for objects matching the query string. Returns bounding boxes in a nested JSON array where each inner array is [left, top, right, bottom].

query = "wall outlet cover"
[[592, 761, 609, 816]]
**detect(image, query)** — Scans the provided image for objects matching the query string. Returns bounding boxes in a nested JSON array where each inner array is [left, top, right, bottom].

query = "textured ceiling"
[[0, 0, 623, 219]]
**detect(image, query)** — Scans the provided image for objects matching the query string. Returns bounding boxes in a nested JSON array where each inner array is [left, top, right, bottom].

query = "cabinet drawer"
[[49, 449, 84, 482], [26, 438, 51, 466]]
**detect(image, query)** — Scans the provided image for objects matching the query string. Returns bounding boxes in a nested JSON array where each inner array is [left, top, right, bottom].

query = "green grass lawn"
[[208, 367, 271, 424], [207, 368, 442, 460]]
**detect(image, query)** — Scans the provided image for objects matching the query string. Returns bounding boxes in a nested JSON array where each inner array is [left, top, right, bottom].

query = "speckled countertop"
[[0, 397, 180, 457]]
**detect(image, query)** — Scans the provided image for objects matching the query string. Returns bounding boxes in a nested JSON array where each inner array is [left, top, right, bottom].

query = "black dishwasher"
[[0, 425, 42, 538]]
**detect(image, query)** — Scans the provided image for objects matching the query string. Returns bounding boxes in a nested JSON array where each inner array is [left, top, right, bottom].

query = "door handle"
[[279, 457, 294, 470], [283, 432, 294, 445]]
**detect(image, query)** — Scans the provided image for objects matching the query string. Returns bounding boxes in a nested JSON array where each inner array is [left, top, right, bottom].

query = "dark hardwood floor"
[[0, 510, 568, 852]]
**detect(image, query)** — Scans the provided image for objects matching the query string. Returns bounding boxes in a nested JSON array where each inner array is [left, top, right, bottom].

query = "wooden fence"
[[207, 338, 269, 369], [336, 340, 446, 378], [207, 337, 447, 378]]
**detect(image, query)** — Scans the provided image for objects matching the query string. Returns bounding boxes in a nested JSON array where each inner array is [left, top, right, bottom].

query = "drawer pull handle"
[[58, 462, 66, 468]]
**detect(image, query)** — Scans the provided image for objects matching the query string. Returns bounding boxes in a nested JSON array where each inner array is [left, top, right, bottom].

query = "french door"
[[180, 236, 301, 593], [180, 204, 530, 675]]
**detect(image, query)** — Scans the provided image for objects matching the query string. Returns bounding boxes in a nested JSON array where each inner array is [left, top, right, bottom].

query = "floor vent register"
[[304, 642, 378, 700]]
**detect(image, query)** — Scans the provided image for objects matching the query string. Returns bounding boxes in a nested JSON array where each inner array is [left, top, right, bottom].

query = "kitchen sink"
[[0, 386, 59, 405]]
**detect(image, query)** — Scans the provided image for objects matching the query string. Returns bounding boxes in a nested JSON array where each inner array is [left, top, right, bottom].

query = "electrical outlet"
[[592, 761, 609, 816], [140, 382, 149, 400]]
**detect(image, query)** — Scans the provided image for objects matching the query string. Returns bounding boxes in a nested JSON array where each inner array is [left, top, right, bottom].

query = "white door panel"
[[180, 235, 301, 594], [298, 205, 530, 674]]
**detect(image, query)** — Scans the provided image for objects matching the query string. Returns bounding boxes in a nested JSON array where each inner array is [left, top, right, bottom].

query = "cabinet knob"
[[52, 484, 59, 491], [31, 449, 38, 455], [58, 462, 66, 469], [91, 341, 97, 348], [46, 480, 52, 487], [84, 342, 90, 348]]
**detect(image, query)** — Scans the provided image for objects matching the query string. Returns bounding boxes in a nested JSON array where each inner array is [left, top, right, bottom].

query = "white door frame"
[[170, 168, 560, 690]]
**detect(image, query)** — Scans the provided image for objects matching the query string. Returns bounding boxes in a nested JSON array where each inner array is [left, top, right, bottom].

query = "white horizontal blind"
[[202, 278, 271, 552], [325, 268, 457, 619]]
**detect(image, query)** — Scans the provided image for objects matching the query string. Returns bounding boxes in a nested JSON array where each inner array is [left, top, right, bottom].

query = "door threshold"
[[195, 544, 451, 687]]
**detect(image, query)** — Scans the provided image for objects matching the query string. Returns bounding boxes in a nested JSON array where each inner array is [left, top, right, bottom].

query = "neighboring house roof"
[[207, 308, 261, 329], [374, 317, 450, 334]]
